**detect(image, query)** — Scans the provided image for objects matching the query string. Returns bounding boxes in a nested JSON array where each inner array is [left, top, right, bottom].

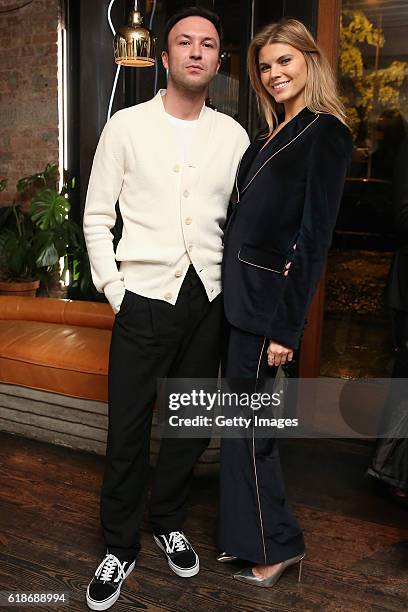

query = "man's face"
[[162, 16, 221, 93]]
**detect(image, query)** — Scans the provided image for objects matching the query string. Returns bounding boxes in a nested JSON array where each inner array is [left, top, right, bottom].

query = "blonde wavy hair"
[[248, 19, 346, 137]]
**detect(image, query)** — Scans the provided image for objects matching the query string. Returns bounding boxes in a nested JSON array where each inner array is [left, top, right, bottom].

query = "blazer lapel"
[[236, 139, 264, 192], [240, 107, 319, 196]]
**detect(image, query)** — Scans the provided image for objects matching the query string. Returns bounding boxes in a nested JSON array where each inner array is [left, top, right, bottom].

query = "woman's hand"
[[267, 340, 294, 367]]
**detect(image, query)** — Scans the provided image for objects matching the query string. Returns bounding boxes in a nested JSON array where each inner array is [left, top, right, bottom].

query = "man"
[[83, 6, 249, 611]]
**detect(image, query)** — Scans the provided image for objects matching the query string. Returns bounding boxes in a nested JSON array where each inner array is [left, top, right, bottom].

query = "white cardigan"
[[83, 91, 249, 311]]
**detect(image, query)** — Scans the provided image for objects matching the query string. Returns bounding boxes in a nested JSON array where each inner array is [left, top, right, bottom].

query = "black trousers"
[[101, 266, 222, 561], [218, 326, 305, 565]]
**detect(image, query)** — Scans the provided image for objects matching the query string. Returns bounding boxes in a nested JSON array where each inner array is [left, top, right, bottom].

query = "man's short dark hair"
[[163, 6, 223, 54]]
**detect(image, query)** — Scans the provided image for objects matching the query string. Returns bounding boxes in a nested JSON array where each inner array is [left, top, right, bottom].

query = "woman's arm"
[[265, 117, 353, 350]]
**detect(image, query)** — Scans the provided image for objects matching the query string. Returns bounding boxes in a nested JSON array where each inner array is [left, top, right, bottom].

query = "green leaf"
[[17, 172, 45, 193], [17, 164, 59, 194], [8, 248, 25, 275], [36, 242, 59, 267], [30, 189, 70, 230], [0, 206, 14, 230]]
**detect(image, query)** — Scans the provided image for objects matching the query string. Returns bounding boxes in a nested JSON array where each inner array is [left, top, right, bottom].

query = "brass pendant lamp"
[[114, 0, 156, 67]]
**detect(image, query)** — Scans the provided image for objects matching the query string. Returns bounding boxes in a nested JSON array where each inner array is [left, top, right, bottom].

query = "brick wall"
[[0, 0, 60, 206]]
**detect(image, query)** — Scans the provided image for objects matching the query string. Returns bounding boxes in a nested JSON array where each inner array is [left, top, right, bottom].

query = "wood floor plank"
[[0, 432, 407, 612]]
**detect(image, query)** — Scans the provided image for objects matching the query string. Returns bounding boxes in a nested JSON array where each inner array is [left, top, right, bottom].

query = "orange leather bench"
[[0, 296, 220, 469], [0, 296, 386, 465], [0, 296, 114, 402]]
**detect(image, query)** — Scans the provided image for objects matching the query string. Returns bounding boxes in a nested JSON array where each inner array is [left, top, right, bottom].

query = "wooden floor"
[[0, 433, 407, 612]]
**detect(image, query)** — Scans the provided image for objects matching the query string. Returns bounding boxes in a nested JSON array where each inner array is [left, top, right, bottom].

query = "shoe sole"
[[86, 560, 135, 611], [153, 536, 199, 578]]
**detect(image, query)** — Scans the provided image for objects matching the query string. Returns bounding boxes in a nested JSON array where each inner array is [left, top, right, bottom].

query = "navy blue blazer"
[[222, 107, 353, 349]]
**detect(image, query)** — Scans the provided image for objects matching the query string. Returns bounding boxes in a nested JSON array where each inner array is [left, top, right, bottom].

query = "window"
[[320, 0, 408, 377]]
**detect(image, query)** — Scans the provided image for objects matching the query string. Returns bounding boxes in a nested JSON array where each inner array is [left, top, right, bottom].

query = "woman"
[[218, 19, 353, 587]]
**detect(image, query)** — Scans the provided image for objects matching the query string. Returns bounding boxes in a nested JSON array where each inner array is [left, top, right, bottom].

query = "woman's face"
[[258, 42, 307, 109]]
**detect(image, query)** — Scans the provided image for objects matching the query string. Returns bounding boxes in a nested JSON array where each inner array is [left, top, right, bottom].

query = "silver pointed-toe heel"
[[233, 553, 305, 588], [216, 551, 239, 563]]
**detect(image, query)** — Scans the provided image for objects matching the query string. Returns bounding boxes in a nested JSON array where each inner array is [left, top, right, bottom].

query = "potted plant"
[[0, 178, 40, 296], [0, 164, 83, 297]]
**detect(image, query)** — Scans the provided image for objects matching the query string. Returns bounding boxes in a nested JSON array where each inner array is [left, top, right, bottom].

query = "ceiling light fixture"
[[113, 0, 156, 67]]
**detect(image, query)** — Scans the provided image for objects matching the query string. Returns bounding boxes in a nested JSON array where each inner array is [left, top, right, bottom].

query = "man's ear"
[[161, 50, 169, 71]]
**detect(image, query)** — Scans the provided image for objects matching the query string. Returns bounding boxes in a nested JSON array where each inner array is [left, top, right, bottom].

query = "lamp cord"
[[149, 0, 158, 95], [107, 0, 121, 121]]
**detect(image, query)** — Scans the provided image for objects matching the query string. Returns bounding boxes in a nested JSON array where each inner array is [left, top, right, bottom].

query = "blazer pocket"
[[238, 243, 288, 274]]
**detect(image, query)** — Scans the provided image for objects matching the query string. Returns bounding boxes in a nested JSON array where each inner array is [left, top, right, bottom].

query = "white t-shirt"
[[166, 113, 198, 162]]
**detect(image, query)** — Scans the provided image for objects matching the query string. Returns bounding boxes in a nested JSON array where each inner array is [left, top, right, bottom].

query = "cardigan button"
[[164, 292, 172, 301], [185, 217, 192, 225], [183, 189, 189, 198], [175, 270, 182, 278]]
